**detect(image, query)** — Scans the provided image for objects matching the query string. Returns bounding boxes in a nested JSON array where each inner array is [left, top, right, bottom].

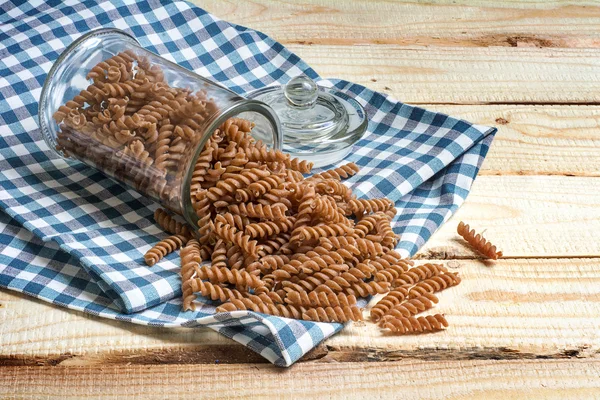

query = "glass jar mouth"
[[39, 28, 139, 160], [181, 99, 282, 231]]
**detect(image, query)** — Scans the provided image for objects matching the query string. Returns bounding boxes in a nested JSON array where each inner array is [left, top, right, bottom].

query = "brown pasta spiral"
[[212, 215, 261, 256], [314, 179, 352, 200], [348, 198, 394, 215], [381, 314, 448, 334], [392, 263, 446, 287], [244, 219, 294, 239], [144, 234, 187, 266], [183, 279, 245, 304], [381, 293, 439, 321], [194, 265, 263, 289], [293, 223, 354, 243], [228, 202, 287, 220], [457, 221, 503, 260], [154, 208, 192, 238], [284, 290, 357, 308], [370, 287, 410, 322], [343, 281, 391, 297], [408, 273, 462, 298], [301, 305, 363, 323], [308, 162, 359, 181]]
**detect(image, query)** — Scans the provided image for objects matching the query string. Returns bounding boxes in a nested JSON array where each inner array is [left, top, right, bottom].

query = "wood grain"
[[2, 258, 599, 366], [428, 105, 600, 177], [2, 359, 600, 399], [192, 0, 600, 48], [285, 45, 600, 105], [418, 175, 600, 258]]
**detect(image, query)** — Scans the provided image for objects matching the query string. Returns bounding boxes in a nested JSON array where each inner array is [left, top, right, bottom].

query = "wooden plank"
[[284, 44, 600, 105], [2, 258, 599, 365], [3, 359, 600, 399], [419, 175, 600, 258], [427, 105, 600, 177], [193, 0, 600, 48]]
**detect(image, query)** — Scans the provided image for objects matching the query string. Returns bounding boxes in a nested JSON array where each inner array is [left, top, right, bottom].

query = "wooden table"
[[2, 1, 600, 398]]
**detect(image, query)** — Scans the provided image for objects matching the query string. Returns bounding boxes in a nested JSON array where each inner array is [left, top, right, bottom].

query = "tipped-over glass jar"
[[39, 28, 281, 229]]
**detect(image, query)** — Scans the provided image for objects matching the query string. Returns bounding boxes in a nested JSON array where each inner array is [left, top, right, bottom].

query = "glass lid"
[[247, 76, 367, 168]]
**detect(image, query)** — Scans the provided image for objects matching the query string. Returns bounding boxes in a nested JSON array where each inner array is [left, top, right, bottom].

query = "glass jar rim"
[[181, 99, 281, 230]]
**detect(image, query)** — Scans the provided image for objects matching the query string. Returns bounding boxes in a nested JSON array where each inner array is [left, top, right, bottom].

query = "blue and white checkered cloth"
[[0, 0, 496, 367]]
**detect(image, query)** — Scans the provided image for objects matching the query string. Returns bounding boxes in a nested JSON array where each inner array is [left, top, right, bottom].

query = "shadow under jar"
[[39, 28, 281, 230]]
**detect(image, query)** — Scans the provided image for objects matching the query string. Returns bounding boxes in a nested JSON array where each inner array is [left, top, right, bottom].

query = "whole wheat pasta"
[[210, 239, 228, 270], [220, 212, 250, 232], [301, 305, 363, 323], [257, 233, 290, 257], [183, 279, 245, 304], [348, 198, 394, 215], [144, 234, 187, 266], [256, 188, 293, 209], [392, 263, 446, 287], [292, 223, 354, 243], [314, 179, 353, 200], [308, 162, 359, 181], [353, 214, 381, 238], [380, 293, 439, 321], [408, 273, 461, 298], [58, 55, 467, 331], [227, 202, 287, 220], [370, 287, 410, 322], [212, 215, 261, 256], [284, 290, 357, 308], [154, 208, 192, 238], [381, 314, 448, 334], [247, 175, 285, 198], [180, 240, 202, 310], [457, 221, 503, 260], [194, 265, 263, 289], [244, 219, 294, 239]]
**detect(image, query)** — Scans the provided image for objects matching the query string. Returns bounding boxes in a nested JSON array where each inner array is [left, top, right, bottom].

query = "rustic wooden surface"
[[2, 1, 600, 398]]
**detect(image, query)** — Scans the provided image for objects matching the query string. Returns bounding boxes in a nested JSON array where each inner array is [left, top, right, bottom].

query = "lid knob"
[[284, 75, 318, 110]]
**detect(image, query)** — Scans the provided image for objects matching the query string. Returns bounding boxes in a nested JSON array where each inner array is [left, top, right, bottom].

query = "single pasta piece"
[[408, 273, 462, 298], [369, 287, 409, 322], [154, 208, 192, 238], [183, 279, 245, 304], [392, 263, 446, 287], [284, 290, 357, 308], [380, 293, 439, 321], [194, 265, 264, 289], [457, 221, 503, 260], [381, 314, 448, 334], [144, 234, 187, 266], [301, 305, 363, 323], [308, 162, 359, 181]]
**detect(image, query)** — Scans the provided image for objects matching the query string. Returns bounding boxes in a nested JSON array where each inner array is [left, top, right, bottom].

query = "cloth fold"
[[0, 0, 496, 366]]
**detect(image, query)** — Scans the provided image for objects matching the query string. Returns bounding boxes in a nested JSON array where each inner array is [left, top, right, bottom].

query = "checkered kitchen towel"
[[0, 0, 496, 366]]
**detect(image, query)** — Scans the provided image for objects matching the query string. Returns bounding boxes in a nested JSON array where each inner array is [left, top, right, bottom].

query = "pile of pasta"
[[52, 52, 463, 334], [148, 120, 462, 334]]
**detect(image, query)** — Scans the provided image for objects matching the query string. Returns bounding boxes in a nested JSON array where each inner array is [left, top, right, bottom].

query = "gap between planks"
[[2, 359, 600, 399]]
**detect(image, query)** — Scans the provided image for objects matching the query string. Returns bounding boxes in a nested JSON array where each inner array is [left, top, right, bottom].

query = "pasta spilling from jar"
[[53, 53, 464, 334]]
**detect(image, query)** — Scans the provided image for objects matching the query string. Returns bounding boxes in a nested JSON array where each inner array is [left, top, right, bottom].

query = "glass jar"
[[39, 28, 281, 229]]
